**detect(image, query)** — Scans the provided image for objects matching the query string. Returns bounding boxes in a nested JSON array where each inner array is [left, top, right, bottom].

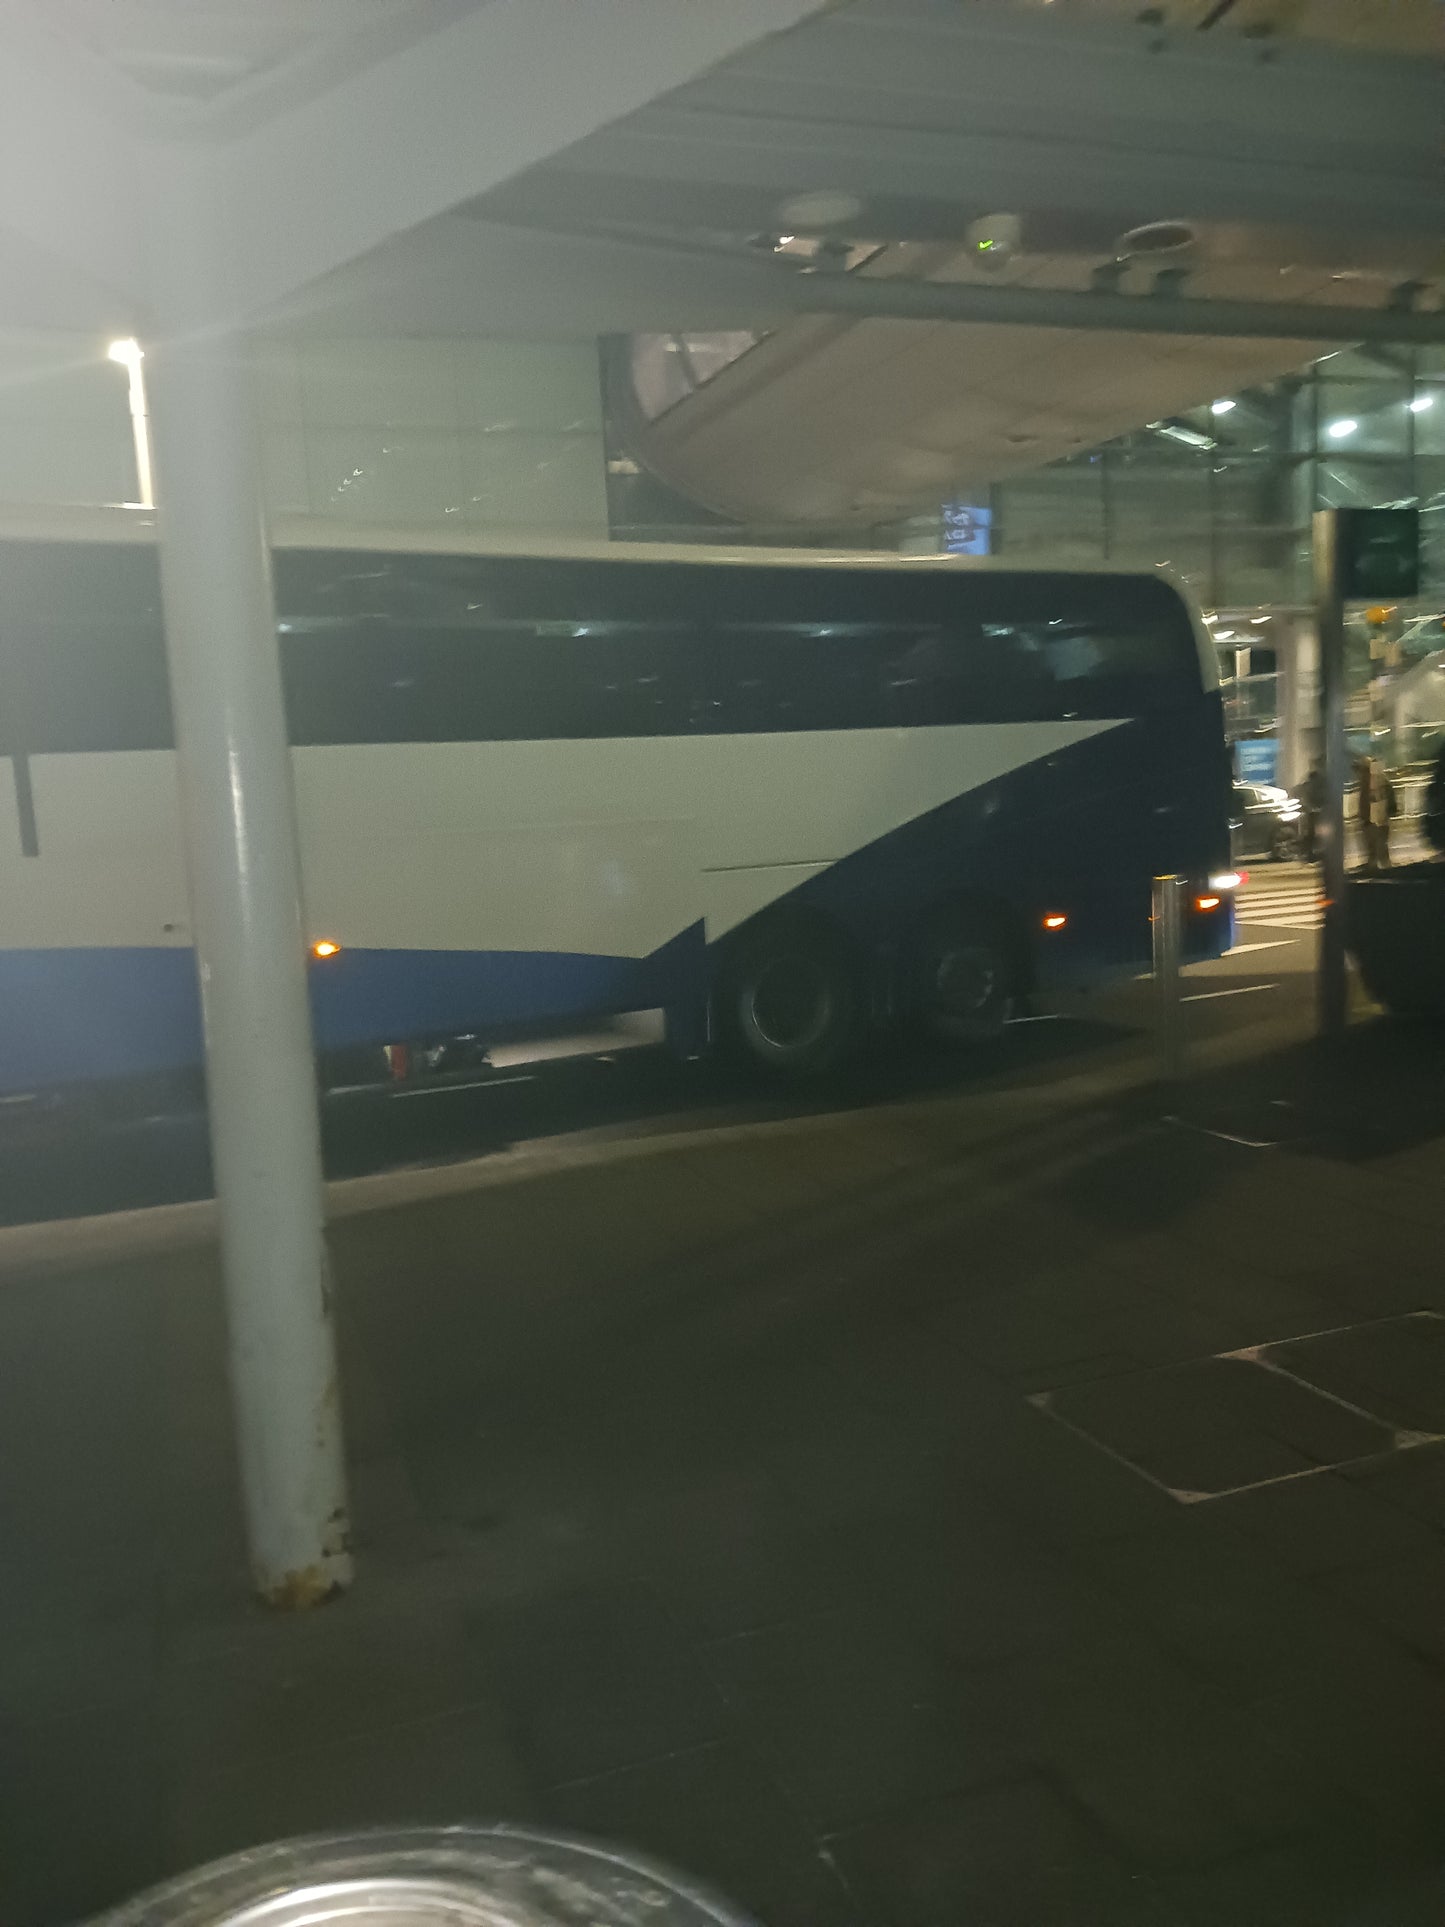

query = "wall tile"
[[305, 426, 467, 525], [461, 432, 607, 531], [298, 339, 460, 430], [455, 341, 602, 435]]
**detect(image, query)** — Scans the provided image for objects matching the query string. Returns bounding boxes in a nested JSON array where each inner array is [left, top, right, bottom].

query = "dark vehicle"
[[1231, 782, 1301, 863]]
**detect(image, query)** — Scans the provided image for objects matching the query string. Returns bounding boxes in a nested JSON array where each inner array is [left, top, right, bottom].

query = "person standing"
[[1298, 760, 1323, 863], [1353, 755, 1374, 870], [1426, 737, 1445, 855], [1367, 758, 1397, 871]]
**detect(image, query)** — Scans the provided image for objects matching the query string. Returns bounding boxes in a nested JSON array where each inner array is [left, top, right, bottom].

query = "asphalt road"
[[0, 868, 1327, 1229]]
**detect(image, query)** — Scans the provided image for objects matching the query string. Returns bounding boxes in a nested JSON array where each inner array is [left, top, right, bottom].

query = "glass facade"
[[988, 347, 1445, 610], [974, 347, 1445, 797]]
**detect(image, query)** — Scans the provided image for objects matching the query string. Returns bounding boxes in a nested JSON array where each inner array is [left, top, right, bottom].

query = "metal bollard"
[[89, 1825, 761, 1927], [1152, 874, 1185, 1092]]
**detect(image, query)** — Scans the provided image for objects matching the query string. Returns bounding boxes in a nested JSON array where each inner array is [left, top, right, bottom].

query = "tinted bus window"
[[278, 556, 1200, 743], [708, 624, 889, 733], [2, 546, 1202, 753]]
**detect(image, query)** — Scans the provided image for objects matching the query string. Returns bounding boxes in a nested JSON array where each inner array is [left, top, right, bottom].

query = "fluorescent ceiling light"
[[1326, 418, 1358, 439], [1153, 421, 1216, 450], [1210, 398, 1236, 415]]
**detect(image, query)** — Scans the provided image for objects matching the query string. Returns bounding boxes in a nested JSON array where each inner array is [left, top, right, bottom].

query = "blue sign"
[[1235, 738, 1279, 786], [942, 503, 993, 556]]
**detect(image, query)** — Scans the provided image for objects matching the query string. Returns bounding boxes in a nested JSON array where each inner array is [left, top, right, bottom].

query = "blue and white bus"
[[0, 515, 1234, 1097]]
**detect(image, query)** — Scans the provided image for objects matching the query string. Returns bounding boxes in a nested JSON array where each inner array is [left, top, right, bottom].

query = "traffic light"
[[1334, 508, 1420, 600]]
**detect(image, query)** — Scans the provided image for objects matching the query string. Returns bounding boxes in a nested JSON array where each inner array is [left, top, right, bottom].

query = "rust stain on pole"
[[261, 1562, 345, 1612]]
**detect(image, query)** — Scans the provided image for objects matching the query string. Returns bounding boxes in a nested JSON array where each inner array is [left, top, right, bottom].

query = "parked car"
[[1231, 782, 1301, 862]]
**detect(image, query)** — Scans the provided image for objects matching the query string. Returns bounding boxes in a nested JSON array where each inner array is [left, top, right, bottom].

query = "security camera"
[[965, 213, 1022, 270]]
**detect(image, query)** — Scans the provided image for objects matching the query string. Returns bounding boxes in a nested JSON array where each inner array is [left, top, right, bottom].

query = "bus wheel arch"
[[715, 906, 865, 1077], [910, 893, 1026, 1044]]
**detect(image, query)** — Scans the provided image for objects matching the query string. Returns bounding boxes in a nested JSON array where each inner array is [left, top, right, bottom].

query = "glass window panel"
[[1316, 376, 1412, 455], [1313, 457, 1415, 510], [680, 332, 763, 386], [1415, 459, 1445, 511], [1212, 452, 1310, 530], [1215, 533, 1308, 610], [1313, 346, 1414, 383], [629, 337, 694, 420], [993, 458, 1105, 563], [1109, 444, 1210, 592], [1208, 387, 1298, 457], [1411, 384, 1445, 456], [1418, 461, 1445, 597]]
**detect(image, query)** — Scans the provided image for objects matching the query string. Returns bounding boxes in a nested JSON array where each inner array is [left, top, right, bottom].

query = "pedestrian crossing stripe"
[[1239, 911, 1322, 930], [1237, 887, 1323, 929], [1237, 873, 1324, 926]]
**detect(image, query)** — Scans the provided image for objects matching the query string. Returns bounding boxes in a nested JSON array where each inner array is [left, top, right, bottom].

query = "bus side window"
[[467, 624, 625, 740], [709, 625, 883, 733], [1009, 619, 1188, 718], [284, 622, 595, 744], [880, 623, 1048, 726], [606, 623, 710, 736], [282, 622, 437, 744]]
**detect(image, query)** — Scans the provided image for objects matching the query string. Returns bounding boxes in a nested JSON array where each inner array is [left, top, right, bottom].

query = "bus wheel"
[[914, 908, 1013, 1044], [722, 919, 861, 1077]]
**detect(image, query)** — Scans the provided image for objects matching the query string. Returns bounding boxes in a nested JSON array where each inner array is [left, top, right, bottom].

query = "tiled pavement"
[[4, 1008, 1445, 1925]]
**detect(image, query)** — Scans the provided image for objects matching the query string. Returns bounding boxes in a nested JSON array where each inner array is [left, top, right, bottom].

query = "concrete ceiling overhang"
[[0, 0, 834, 333], [0, 0, 1439, 529], [432, 0, 1443, 523]]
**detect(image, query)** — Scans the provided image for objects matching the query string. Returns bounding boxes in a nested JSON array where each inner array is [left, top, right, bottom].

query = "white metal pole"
[[145, 324, 352, 1606]]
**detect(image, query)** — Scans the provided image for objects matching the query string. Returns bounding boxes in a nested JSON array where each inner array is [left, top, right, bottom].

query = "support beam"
[[769, 271, 1445, 346], [143, 178, 351, 1603], [273, 213, 1444, 348]]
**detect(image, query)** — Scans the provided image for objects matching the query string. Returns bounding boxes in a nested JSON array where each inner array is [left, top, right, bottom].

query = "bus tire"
[[913, 905, 1014, 1044], [720, 917, 861, 1078]]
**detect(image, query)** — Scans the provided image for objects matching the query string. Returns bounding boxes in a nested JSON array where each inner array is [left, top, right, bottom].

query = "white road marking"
[[1182, 983, 1279, 1002], [1236, 871, 1325, 931], [1225, 940, 1296, 957]]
